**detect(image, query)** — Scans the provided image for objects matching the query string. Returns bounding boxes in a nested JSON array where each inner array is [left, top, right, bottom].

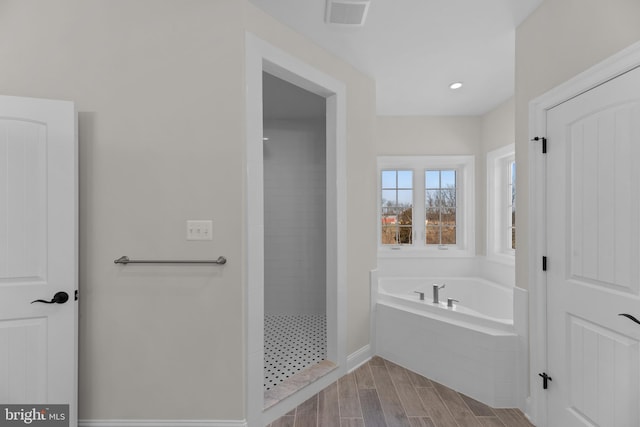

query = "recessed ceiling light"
[[449, 82, 463, 90]]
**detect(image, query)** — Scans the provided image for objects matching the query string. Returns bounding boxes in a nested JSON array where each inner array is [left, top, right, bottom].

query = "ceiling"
[[263, 73, 326, 120], [249, 0, 543, 116]]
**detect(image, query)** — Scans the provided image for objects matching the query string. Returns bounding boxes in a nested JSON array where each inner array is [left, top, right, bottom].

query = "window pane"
[[426, 189, 441, 207], [397, 170, 413, 188], [397, 189, 413, 206], [441, 170, 456, 189], [381, 169, 413, 246], [441, 208, 456, 224], [425, 169, 457, 245], [382, 190, 396, 206], [426, 225, 440, 245], [511, 162, 516, 207], [510, 160, 516, 251], [425, 170, 440, 189], [398, 225, 413, 244], [397, 207, 412, 232], [441, 226, 456, 244], [441, 189, 456, 208], [381, 170, 396, 189], [426, 207, 440, 223], [381, 225, 397, 245]]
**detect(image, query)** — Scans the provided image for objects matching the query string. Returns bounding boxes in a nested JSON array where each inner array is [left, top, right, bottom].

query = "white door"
[[0, 96, 77, 424], [546, 66, 640, 426]]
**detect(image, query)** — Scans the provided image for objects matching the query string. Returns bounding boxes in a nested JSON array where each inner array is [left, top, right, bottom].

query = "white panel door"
[[546, 66, 640, 426], [0, 96, 77, 424]]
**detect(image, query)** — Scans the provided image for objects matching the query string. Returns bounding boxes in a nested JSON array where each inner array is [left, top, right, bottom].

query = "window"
[[508, 160, 516, 250], [487, 145, 515, 261], [381, 170, 413, 245], [426, 169, 457, 245], [378, 156, 475, 256]]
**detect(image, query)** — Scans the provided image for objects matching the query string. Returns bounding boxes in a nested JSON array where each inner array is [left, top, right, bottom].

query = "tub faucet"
[[432, 284, 445, 304]]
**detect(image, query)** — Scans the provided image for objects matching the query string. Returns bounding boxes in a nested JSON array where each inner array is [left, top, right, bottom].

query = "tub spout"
[[432, 284, 445, 304], [414, 291, 425, 301], [447, 298, 459, 308]]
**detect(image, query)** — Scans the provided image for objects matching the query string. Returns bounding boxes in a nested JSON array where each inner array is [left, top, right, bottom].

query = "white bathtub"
[[378, 277, 514, 333], [374, 276, 519, 408]]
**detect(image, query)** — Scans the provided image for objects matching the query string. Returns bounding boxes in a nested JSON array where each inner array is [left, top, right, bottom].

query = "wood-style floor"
[[267, 356, 534, 427]]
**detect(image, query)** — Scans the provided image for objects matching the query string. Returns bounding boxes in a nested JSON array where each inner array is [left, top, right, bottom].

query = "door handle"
[[618, 313, 640, 325], [31, 291, 69, 305]]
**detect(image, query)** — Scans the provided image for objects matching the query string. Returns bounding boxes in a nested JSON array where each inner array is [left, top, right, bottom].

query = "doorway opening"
[[245, 34, 347, 426]]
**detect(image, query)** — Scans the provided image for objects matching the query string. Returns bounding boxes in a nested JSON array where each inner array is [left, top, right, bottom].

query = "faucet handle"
[[414, 291, 425, 301], [447, 298, 459, 308], [433, 283, 445, 289]]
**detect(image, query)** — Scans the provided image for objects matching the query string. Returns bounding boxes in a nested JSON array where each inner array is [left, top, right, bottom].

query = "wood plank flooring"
[[267, 357, 534, 427]]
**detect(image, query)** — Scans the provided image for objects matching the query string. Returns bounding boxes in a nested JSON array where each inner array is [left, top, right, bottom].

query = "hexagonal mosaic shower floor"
[[264, 314, 326, 391]]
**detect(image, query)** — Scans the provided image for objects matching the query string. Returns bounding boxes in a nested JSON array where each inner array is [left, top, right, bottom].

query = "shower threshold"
[[263, 359, 337, 409]]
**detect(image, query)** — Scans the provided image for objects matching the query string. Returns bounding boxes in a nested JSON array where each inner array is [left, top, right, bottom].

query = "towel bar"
[[114, 256, 227, 265]]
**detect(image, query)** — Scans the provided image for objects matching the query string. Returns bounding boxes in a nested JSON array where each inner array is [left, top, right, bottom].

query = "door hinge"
[[542, 256, 547, 271], [531, 136, 547, 154], [538, 372, 552, 389], [75, 290, 79, 301]]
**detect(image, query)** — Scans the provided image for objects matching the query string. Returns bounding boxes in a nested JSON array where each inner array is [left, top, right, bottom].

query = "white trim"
[[513, 286, 529, 412], [347, 345, 373, 372], [369, 269, 379, 356], [245, 32, 348, 427], [79, 421, 247, 427], [486, 144, 516, 264], [528, 39, 640, 427]]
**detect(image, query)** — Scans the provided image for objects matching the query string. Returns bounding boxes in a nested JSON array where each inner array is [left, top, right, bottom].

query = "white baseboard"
[[79, 420, 247, 427], [524, 397, 535, 426], [347, 344, 372, 372]]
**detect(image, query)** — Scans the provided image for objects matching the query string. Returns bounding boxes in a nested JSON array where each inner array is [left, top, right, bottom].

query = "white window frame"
[[377, 155, 475, 257], [486, 144, 515, 264]]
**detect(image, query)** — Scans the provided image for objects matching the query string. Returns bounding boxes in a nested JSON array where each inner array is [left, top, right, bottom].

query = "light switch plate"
[[186, 220, 213, 241]]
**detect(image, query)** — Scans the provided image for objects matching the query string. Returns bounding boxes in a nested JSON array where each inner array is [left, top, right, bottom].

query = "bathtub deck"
[[267, 356, 533, 427]]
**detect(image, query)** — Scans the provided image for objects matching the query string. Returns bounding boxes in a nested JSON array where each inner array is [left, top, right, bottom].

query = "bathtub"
[[374, 276, 519, 408]]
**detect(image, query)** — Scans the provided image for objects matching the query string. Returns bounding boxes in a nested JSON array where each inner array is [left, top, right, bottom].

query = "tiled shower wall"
[[263, 118, 326, 315]]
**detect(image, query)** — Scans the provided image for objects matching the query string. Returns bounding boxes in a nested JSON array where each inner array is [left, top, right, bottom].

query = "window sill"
[[378, 247, 475, 258]]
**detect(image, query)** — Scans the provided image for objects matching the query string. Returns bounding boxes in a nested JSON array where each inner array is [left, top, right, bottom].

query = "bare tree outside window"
[[425, 170, 456, 245], [381, 170, 413, 245]]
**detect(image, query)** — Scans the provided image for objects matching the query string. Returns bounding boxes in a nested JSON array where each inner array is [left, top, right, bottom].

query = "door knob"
[[31, 291, 69, 305], [619, 313, 640, 325]]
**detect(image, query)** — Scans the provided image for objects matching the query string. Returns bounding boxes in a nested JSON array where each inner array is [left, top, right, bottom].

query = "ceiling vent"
[[325, 0, 370, 26]]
